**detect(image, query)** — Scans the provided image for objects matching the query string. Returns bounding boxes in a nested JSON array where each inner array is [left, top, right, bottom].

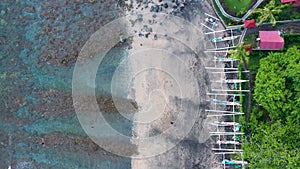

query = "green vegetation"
[[229, 43, 252, 120], [243, 32, 258, 49], [274, 0, 300, 21], [228, 43, 250, 70], [224, 0, 252, 13], [242, 46, 300, 168], [254, 47, 300, 123], [251, 0, 290, 26], [211, 0, 243, 26], [243, 120, 300, 168], [247, 50, 270, 70], [289, 10, 300, 20], [282, 33, 300, 48]]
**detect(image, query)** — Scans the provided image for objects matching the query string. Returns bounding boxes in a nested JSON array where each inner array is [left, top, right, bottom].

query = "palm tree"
[[251, 0, 289, 26], [228, 42, 251, 122], [228, 42, 250, 71]]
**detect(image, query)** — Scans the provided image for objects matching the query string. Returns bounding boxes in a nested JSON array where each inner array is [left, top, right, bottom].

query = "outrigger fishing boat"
[[217, 140, 240, 145], [211, 99, 241, 106], [211, 121, 241, 126], [213, 57, 237, 62], [214, 79, 249, 83], [222, 159, 248, 165], [212, 35, 240, 42]]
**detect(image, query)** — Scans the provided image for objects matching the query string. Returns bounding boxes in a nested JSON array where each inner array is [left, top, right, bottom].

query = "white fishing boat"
[[217, 140, 240, 145], [212, 35, 240, 42]]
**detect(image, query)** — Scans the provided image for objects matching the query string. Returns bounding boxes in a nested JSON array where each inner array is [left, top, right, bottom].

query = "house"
[[281, 0, 300, 6], [258, 31, 284, 50], [244, 20, 256, 28]]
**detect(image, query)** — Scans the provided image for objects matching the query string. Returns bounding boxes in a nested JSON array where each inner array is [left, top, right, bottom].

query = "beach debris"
[[154, 34, 158, 40], [120, 36, 126, 43]]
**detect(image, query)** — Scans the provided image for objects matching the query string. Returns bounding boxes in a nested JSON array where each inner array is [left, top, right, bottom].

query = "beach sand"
[[121, 0, 226, 168]]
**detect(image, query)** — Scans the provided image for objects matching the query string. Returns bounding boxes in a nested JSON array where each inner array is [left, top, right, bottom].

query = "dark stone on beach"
[[154, 34, 158, 40], [159, 6, 163, 12], [150, 5, 159, 12], [137, 14, 143, 22], [155, 7, 159, 12], [159, 0, 163, 2], [180, 5, 185, 11], [145, 33, 150, 38], [150, 6, 154, 12], [141, 25, 152, 33], [163, 3, 168, 8], [152, 14, 157, 18]]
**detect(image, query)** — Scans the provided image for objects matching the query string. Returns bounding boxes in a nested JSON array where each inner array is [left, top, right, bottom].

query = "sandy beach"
[[121, 0, 226, 168]]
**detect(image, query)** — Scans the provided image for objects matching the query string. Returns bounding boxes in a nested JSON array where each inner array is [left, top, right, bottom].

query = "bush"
[[282, 33, 300, 48]]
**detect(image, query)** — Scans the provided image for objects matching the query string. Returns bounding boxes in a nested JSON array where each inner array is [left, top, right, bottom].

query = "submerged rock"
[[25, 6, 36, 13]]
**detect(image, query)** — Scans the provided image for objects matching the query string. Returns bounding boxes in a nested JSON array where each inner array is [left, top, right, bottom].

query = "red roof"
[[244, 20, 256, 28], [246, 45, 253, 52], [259, 31, 284, 50], [281, 0, 300, 5], [281, 0, 295, 3]]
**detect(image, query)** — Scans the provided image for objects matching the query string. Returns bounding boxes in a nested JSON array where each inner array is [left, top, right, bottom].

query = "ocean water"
[[0, 0, 132, 168]]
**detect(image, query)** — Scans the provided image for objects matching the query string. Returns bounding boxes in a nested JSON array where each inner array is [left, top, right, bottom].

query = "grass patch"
[[224, 0, 253, 13], [211, 0, 243, 26]]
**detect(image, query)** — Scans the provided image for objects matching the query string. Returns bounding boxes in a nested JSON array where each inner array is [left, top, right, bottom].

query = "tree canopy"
[[228, 42, 250, 70], [251, 0, 290, 26], [254, 46, 300, 123], [244, 120, 300, 168], [244, 47, 300, 168]]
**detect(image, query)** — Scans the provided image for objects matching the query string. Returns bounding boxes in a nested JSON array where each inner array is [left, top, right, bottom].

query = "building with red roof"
[[281, 0, 300, 6], [259, 31, 284, 50], [244, 20, 256, 28], [281, 0, 294, 3]]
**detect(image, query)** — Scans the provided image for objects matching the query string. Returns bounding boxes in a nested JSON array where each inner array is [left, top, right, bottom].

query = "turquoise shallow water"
[[0, 0, 132, 168]]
